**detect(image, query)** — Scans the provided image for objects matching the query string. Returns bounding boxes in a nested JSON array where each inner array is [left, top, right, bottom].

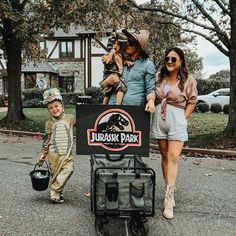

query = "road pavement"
[[0, 133, 235, 236]]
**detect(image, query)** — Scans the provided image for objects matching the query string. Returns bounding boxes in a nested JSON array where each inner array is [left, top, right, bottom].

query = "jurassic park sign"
[[76, 104, 150, 156]]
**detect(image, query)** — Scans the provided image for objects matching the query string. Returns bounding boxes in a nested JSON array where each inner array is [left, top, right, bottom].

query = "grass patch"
[[186, 113, 233, 149], [0, 106, 75, 133], [187, 113, 227, 145]]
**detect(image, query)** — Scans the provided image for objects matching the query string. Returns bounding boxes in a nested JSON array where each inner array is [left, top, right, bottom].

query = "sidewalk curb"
[[0, 129, 44, 138], [0, 129, 236, 158], [150, 144, 236, 158]]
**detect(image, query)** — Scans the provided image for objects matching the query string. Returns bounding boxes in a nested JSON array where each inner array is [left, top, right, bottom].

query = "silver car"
[[197, 88, 230, 107]]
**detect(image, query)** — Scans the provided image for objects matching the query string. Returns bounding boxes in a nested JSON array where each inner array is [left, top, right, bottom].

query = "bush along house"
[[0, 25, 109, 97]]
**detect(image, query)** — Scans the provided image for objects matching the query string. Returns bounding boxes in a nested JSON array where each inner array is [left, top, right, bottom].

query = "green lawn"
[[0, 108, 230, 149], [0, 106, 75, 133], [187, 112, 228, 148]]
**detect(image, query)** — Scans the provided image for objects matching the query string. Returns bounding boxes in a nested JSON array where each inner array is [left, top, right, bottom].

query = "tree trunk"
[[224, 0, 236, 137], [3, 34, 26, 129]]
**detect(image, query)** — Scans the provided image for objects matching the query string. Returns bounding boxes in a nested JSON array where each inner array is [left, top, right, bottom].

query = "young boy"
[[100, 32, 128, 105], [38, 88, 76, 203]]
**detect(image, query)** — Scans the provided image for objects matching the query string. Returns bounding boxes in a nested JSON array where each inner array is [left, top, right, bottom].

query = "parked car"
[[197, 88, 230, 107]]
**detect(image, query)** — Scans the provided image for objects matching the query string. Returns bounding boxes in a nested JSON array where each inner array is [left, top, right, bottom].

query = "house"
[[0, 26, 109, 96]]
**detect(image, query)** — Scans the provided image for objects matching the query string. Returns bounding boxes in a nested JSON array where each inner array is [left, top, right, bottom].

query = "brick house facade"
[[0, 26, 108, 96]]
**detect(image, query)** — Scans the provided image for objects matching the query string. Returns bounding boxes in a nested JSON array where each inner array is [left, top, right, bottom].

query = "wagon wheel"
[[90, 169, 95, 212], [129, 217, 149, 236], [90, 188, 94, 212], [95, 217, 109, 236], [90, 177, 94, 213]]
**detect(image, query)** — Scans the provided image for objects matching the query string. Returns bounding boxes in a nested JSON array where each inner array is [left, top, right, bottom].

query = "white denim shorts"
[[151, 104, 188, 141]]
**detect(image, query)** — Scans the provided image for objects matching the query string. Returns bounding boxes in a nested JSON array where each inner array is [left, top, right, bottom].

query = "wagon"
[[76, 104, 156, 235], [90, 154, 156, 236]]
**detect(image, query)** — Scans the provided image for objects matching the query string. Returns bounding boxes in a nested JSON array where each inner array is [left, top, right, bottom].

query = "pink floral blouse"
[[156, 75, 198, 119]]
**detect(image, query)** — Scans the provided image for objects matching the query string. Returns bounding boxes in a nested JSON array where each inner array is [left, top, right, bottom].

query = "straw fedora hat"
[[122, 29, 149, 57]]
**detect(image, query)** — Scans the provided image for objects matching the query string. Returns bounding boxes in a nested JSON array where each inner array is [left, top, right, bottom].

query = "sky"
[[195, 36, 229, 78], [135, 0, 230, 79]]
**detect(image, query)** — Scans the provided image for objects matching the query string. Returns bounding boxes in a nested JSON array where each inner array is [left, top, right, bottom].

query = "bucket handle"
[[33, 161, 51, 173]]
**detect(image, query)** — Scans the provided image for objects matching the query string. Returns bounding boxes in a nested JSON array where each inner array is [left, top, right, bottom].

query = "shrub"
[[211, 103, 222, 113], [0, 95, 8, 107], [85, 86, 102, 104], [61, 93, 83, 105], [23, 88, 44, 101], [197, 102, 209, 113], [23, 98, 44, 108], [0, 94, 5, 107], [223, 104, 229, 114]]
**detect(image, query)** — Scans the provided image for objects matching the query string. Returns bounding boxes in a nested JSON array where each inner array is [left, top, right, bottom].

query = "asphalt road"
[[0, 134, 235, 236]]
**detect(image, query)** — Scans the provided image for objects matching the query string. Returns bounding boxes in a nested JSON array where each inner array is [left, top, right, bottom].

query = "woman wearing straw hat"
[[108, 29, 156, 112], [83, 29, 157, 198]]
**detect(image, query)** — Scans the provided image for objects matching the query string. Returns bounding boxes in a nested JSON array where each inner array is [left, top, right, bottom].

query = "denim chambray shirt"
[[109, 57, 156, 105]]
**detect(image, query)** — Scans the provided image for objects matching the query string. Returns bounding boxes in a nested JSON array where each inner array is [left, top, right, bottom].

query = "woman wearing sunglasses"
[[108, 29, 156, 113], [152, 47, 198, 219]]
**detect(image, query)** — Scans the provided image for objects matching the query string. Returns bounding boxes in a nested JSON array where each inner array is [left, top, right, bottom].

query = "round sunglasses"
[[165, 56, 177, 63]]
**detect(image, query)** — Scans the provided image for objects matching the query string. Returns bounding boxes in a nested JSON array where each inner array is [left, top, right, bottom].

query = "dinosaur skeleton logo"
[[87, 109, 141, 151]]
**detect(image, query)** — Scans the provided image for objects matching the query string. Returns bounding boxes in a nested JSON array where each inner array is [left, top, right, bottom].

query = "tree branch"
[[19, 0, 29, 11], [149, 18, 229, 56], [192, 0, 220, 28], [182, 28, 229, 57], [192, 0, 230, 43], [127, 0, 229, 44], [213, 0, 230, 16]]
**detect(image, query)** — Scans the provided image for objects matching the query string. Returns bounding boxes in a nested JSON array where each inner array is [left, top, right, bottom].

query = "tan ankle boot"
[[163, 195, 176, 208], [163, 181, 176, 208], [163, 185, 175, 219]]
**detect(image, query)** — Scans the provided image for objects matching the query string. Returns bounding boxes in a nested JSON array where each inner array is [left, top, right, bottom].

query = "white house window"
[[40, 40, 46, 50], [60, 41, 73, 58]]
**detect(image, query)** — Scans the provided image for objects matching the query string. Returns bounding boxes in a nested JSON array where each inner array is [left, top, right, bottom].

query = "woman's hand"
[[185, 104, 196, 119], [124, 60, 134, 68], [145, 99, 155, 113]]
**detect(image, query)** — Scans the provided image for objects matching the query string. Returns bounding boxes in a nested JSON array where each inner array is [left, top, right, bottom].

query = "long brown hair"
[[158, 47, 188, 91]]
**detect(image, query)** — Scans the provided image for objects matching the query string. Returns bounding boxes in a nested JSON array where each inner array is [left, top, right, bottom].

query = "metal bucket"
[[30, 162, 50, 191]]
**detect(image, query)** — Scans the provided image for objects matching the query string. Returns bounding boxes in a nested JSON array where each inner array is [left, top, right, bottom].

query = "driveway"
[[0, 134, 235, 236]]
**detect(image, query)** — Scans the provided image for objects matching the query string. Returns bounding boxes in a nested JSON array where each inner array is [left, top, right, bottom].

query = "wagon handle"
[[105, 154, 124, 161]]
